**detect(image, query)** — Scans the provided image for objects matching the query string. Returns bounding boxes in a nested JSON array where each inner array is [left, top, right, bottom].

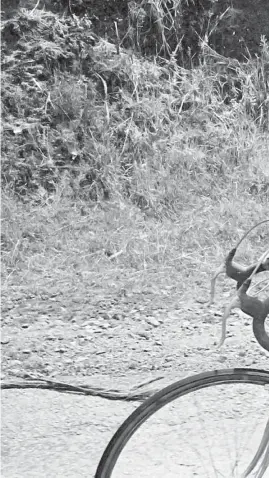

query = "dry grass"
[[2, 183, 268, 304], [1, 8, 269, 302]]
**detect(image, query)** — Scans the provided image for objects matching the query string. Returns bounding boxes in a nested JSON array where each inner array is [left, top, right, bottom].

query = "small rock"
[[24, 356, 44, 369], [112, 313, 121, 320], [145, 317, 159, 327], [77, 337, 87, 346], [21, 323, 29, 329], [1, 338, 10, 345], [137, 331, 150, 339], [128, 362, 137, 370], [44, 366, 54, 374], [140, 364, 149, 370], [100, 312, 110, 320], [57, 335, 64, 341], [9, 360, 21, 367], [90, 320, 102, 327], [9, 369, 22, 377], [99, 322, 110, 329], [168, 311, 180, 320], [165, 356, 173, 362], [196, 298, 208, 304], [22, 349, 31, 354]]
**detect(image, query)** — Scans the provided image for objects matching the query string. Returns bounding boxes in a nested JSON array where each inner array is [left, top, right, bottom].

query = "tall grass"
[[1, 8, 269, 297]]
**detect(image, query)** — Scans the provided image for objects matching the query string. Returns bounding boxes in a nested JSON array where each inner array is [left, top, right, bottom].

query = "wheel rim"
[[96, 369, 269, 478]]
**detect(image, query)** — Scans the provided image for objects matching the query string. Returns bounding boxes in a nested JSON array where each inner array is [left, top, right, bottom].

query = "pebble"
[[128, 362, 137, 370], [9, 360, 21, 367], [1, 338, 10, 345], [90, 320, 103, 327], [165, 356, 173, 362], [99, 322, 110, 329], [167, 311, 181, 320], [145, 317, 159, 327], [137, 331, 150, 339], [196, 298, 208, 304], [112, 313, 121, 320], [100, 312, 110, 320], [44, 366, 54, 374]]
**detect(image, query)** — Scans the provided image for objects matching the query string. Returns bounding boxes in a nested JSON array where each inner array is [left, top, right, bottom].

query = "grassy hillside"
[[1, 7, 269, 299]]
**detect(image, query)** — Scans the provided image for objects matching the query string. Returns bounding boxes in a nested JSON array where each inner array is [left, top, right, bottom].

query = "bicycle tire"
[[95, 368, 269, 478]]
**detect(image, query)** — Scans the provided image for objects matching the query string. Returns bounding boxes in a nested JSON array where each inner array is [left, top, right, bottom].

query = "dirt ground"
[[2, 380, 269, 477], [1, 274, 269, 476]]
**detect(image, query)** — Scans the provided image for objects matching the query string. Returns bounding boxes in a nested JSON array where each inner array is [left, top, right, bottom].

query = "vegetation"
[[1, 4, 269, 299]]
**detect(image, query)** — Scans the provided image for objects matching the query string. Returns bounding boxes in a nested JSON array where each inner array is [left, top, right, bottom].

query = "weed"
[[1, 5, 268, 297]]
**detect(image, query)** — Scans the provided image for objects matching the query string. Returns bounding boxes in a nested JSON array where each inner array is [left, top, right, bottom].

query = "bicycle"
[[95, 222, 269, 478]]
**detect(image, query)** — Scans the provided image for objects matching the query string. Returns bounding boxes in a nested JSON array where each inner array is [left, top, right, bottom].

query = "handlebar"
[[211, 247, 269, 352]]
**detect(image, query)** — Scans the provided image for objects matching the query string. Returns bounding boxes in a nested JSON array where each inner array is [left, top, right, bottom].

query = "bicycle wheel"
[[95, 368, 269, 478]]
